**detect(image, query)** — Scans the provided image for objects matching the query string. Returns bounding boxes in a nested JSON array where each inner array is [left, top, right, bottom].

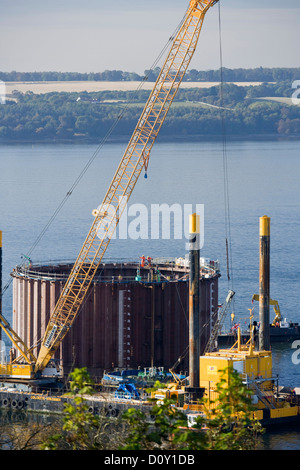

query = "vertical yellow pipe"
[[237, 327, 241, 352]]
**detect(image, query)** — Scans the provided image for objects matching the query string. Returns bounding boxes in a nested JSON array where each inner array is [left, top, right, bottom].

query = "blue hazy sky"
[[0, 0, 299, 73]]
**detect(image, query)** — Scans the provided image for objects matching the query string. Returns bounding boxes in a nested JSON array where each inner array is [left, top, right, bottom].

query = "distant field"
[[5, 80, 264, 95], [257, 97, 298, 106]]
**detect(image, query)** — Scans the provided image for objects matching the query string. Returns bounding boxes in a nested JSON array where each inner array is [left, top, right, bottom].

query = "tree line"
[[1, 67, 300, 83], [0, 81, 299, 142]]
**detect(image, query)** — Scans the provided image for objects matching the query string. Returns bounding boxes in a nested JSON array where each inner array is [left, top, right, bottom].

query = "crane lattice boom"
[[34, 0, 219, 373]]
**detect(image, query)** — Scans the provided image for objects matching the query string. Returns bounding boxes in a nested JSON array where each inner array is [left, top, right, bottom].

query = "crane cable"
[[0, 10, 188, 301], [218, 2, 233, 290]]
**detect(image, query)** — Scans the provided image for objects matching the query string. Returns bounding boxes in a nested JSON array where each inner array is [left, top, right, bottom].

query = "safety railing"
[[11, 257, 219, 284]]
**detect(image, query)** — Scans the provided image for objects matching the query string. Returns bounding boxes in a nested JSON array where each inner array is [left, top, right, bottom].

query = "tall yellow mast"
[[35, 0, 219, 373]]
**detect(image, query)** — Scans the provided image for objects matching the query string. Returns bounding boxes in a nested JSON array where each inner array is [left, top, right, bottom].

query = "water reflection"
[[0, 409, 61, 450], [260, 427, 300, 451]]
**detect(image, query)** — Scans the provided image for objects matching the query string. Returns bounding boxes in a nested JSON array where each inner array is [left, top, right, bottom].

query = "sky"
[[0, 0, 299, 74]]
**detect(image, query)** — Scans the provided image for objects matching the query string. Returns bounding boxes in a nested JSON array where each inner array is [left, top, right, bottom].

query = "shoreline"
[[1, 134, 300, 146]]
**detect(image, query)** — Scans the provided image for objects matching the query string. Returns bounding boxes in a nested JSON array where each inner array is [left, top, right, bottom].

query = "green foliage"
[[203, 367, 263, 450], [0, 70, 143, 83], [120, 381, 207, 451], [2, 74, 298, 142], [1, 67, 300, 83], [42, 368, 99, 450], [41, 367, 263, 451], [41, 367, 130, 450], [120, 369, 263, 451]]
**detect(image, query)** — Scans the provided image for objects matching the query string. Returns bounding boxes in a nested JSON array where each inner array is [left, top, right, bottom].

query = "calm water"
[[0, 139, 300, 449]]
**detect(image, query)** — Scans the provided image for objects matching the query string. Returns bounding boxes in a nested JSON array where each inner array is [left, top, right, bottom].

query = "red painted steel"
[[11, 261, 219, 380]]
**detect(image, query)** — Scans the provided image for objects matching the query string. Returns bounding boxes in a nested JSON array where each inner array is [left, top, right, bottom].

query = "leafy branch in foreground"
[[41, 367, 100, 450], [202, 367, 263, 450], [120, 368, 263, 451], [41, 366, 263, 450], [41, 367, 128, 450]]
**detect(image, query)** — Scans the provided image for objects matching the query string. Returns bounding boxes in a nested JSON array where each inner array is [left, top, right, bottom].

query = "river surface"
[[0, 138, 300, 449]]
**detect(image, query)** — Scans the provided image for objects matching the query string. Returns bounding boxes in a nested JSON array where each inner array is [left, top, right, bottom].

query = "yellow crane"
[[0, 0, 219, 381], [251, 294, 282, 326]]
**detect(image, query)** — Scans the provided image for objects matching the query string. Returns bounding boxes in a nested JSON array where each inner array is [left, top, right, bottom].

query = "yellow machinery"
[[150, 367, 186, 404], [194, 217, 277, 415], [252, 294, 282, 326], [149, 352, 189, 404], [193, 328, 299, 422], [0, 311, 36, 379], [184, 217, 300, 424], [199, 332, 274, 411], [151, 383, 185, 405], [0, 0, 219, 381]]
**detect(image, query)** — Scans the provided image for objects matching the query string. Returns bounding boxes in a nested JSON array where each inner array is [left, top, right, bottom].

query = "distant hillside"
[[0, 81, 299, 143], [1, 67, 300, 83]]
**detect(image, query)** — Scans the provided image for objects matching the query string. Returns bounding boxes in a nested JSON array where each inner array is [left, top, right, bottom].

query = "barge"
[[1, 215, 300, 432], [1, 347, 300, 431], [218, 296, 300, 346], [218, 320, 300, 347], [0, 386, 152, 417]]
